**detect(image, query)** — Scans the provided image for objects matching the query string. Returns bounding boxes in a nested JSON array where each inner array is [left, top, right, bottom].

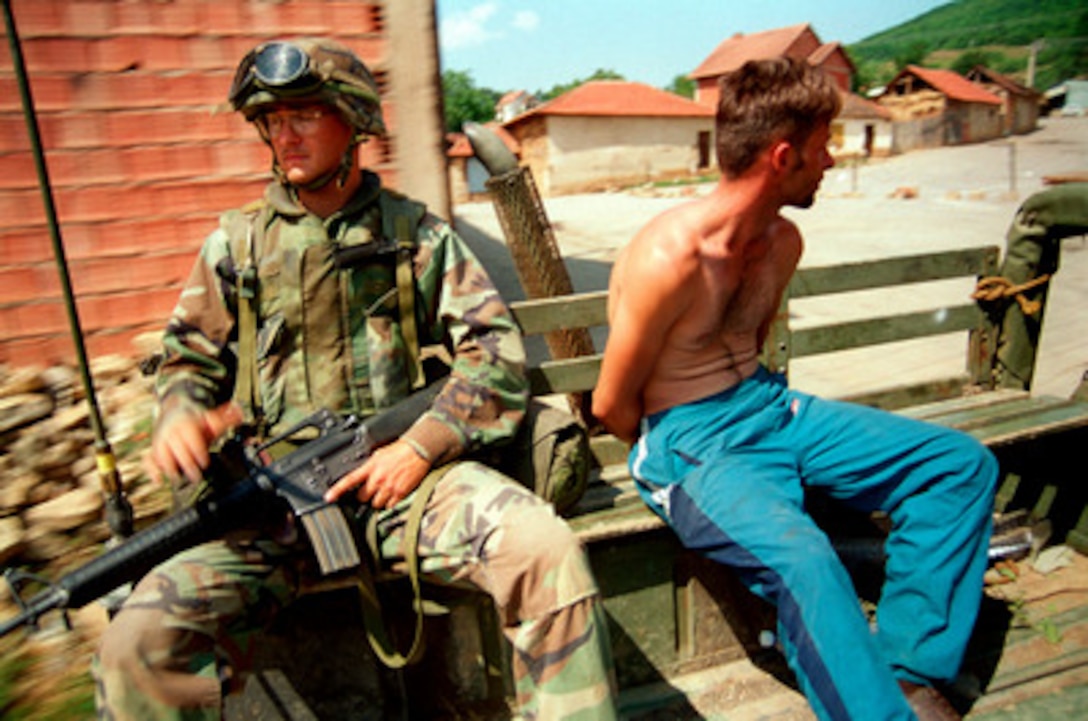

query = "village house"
[[688, 23, 892, 159], [688, 23, 855, 104], [965, 66, 1041, 135], [877, 65, 1004, 152], [498, 80, 715, 197], [495, 90, 537, 123]]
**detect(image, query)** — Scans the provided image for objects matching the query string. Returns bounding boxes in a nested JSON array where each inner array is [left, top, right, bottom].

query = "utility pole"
[[1026, 39, 1044, 88]]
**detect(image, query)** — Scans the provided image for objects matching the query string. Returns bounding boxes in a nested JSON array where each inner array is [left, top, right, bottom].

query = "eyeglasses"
[[257, 107, 328, 136]]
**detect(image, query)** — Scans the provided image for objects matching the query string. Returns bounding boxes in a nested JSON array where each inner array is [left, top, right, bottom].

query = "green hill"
[[847, 0, 1088, 92]]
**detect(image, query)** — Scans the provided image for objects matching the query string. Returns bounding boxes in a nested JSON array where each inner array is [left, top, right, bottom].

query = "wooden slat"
[[526, 354, 602, 395], [790, 304, 980, 357], [964, 401, 1088, 447], [897, 389, 1031, 420], [789, 246, 999, 298], [913, 395, 1072, 432], [510, 291, 609, 336]]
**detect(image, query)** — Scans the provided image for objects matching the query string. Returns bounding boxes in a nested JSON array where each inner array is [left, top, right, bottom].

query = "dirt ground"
[[454, 115, 1088, 401]]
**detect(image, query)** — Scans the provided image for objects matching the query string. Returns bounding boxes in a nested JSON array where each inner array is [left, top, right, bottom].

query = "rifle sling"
[[357, 462, 454, 669]]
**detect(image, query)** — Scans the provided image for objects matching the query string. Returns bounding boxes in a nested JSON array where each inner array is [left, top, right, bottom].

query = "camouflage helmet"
[[228, 38, 386, 139]]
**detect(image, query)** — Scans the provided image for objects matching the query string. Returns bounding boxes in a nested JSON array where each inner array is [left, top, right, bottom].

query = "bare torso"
[[610, 196, 801, 417]]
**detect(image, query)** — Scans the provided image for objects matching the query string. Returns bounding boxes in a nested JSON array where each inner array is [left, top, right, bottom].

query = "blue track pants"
[[630, 367, 998, 721]]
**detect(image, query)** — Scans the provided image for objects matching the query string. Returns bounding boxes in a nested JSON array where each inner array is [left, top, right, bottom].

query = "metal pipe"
[[3, 0, 133, 538]]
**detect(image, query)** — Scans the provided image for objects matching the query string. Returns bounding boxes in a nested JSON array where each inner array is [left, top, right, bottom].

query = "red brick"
[[198, 4, 247, 36], [92, 218, 182, 256], [63, 2, 116, 36], [188, 37, 237, 71], [142, 37, 190, 73], [113, 2, 155, 35], [0, 306, 17, 340], [23, 38, 93, 73], [40, 113, 108, 150], [42, 148, 127, 187], [0, 153, 39, 190], [0, 75, 75, 113], [0, 265, 58, 304], [330, 4, 383, 35], [91, 36, 148, 73], [279, 3, 333, 34], [11, 299, 68, 337], [55, 183, 155, 223], [0, 335, 72, 367], [6, 0, 65, 37], [77, 287, 179, 332], [0, 227, 54, 264], [0, 116, 32, 153], [212, 140, 269, 178], [120, 144, 214, 183], [54, 222, 99, 260], [70, 251, 191, 295], [152, 1, 201, 35], [0, 189, 46, 227]]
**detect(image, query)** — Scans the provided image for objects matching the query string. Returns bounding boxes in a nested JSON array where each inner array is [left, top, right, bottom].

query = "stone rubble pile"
[[0, 343, 172, 613]]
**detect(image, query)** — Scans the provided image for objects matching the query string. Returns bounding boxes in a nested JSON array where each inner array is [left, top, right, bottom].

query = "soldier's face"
[[262, 103, 353, 186]]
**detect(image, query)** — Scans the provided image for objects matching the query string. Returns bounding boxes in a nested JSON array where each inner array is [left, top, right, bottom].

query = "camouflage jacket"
[[155, 171, 528, 464]]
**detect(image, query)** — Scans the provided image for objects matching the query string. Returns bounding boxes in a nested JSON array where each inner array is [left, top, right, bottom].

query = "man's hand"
[[324, 439, 431, 510], [145, 403, 244, 487]]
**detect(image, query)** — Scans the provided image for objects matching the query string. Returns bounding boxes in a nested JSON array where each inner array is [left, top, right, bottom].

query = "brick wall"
[[0, 0, 400, 367]]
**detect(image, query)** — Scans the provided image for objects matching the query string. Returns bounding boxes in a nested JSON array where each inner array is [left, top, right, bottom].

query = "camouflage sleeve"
[[399, 215, 528, 464], [153, 217, 240, 431]]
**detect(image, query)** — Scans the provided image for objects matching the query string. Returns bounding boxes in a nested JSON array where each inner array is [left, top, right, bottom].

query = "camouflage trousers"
[[93, 461, 618, 720]]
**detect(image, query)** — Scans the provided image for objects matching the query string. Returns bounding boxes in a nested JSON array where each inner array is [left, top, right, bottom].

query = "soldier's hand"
[[324, 439, 431, 510], [146, 403, 244, 487]]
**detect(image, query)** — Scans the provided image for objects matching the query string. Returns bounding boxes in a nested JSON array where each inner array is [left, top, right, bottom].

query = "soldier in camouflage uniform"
[[93, 38, 617, 720]]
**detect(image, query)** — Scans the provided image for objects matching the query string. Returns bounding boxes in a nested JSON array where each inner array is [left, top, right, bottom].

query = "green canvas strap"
[[232, 212, 263, 429], [394, 214, 425, 389], [357, 462, 454, 668]]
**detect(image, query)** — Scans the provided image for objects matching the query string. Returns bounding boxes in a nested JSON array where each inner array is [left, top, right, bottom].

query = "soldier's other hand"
[[324, 440, 431, 510], [146, 403, 244, 487]]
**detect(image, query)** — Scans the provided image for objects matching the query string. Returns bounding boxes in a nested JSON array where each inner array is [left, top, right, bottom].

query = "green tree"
[[892, 40, 930, 71], [441, 69, 501, 133], [666, 74, 695, 99], [951, 49, 994, 75], [538, 68, 624, 101]]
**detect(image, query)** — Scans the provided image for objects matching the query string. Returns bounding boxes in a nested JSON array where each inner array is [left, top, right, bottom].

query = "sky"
[[436, 0, 951, 93]]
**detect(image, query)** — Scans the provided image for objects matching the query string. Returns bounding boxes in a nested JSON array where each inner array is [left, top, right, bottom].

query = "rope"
[[972, 274, 1051, 316]]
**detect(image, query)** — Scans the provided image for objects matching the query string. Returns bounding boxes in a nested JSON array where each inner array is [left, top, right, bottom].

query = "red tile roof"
[[689, 23, 813, 79], [897, 65, 1003, 105], [506, 81, 713, 125], [446, 122, 520, 158], [839, 90, 892, 121]]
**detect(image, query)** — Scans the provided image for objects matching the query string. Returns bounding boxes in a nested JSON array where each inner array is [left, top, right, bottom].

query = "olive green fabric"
[[994, 182, 1088, 389]]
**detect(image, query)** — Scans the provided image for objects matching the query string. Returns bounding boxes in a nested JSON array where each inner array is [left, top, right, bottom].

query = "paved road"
[[454, 116, 1088, 400]]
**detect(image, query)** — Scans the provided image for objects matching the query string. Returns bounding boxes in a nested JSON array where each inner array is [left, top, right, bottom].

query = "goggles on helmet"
[[229, 42, 325, 108]]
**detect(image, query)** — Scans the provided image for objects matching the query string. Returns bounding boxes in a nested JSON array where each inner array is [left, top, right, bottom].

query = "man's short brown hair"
[[715, 57, 841, 178]]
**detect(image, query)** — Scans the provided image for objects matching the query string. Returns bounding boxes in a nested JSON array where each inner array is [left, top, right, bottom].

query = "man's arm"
[[593, 235, 694, 444], [149, 221, 242, 486]]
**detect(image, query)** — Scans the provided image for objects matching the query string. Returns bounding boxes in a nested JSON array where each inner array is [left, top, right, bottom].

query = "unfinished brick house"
[[965, 65, 1042, 136], [0, 0, 446, 367], [876, 65, 1004, 153]]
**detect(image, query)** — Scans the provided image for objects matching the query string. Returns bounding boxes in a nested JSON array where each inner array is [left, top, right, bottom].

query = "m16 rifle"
[[0, 381, 442, 638]]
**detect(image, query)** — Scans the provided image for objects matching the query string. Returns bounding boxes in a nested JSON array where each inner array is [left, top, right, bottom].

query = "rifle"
[[0, 381, 443, 638]]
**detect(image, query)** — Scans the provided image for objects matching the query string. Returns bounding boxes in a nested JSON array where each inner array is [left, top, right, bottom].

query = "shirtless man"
[[593, 58, 997, 721]]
